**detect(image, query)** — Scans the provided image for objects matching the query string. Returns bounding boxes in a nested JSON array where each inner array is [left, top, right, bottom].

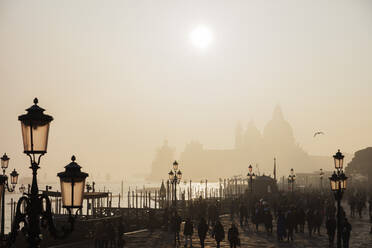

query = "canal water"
[[3, 180, 221, 233]]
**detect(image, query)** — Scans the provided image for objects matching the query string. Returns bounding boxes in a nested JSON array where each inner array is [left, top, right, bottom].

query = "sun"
[[190, 26, 213, 49]]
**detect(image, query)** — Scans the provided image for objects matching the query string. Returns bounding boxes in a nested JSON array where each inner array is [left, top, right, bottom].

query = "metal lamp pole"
[[247, 164, 255, 194], [0, 153, 19, 240], [329, 150, 347, 248], [168, 161, 182, 246], [288, 168, 296, 193]]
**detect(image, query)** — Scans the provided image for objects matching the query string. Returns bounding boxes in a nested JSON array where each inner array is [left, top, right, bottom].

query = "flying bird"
[[314, 131, 325, 137]]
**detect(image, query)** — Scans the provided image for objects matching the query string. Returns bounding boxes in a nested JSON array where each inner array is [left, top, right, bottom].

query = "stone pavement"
[[51, 214, 372, 248]]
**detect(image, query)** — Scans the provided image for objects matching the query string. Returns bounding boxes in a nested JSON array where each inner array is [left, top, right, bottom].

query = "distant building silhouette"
[[148, 106, 333, 181], [147, 140, 175, 180]]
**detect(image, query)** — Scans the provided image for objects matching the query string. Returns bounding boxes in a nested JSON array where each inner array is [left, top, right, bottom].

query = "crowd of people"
[[92, 188, 371, 248], [164, 189, 371, 248]]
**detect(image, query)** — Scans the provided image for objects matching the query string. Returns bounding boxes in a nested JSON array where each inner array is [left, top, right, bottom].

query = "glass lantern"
[[18, 98, 53, 155], [177, 170, 182, 181], [339, 172, 348, 190], [173, 161, 178, 171], [57, 156, 88, 209], [168, 170, 174, 181], [0, 153, 10, 170], [329, 172, 339, 191], [10, 169, 19, 185], [333, 149, 344, 170]]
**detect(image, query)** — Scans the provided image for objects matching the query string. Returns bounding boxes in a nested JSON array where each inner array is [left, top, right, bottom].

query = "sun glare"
[[190, 26, 213, 49]]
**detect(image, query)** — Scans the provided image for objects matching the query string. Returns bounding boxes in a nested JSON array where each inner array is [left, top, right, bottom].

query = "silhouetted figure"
[[239, 203, 248, 227], [227, 223, 239, 248], [286, 209, 296, 241], [277, 211, 286, 241], [306, 209, 314, 238], [212, 220, 225, 248], [342, 218, 352, 248], [171, 212, 182, 245], [148, 209, 155, 233], [197, 218, 209, 248], [183, 218, 194, 247], [297, 208, 306, 233], [326, 215, 336, 248], [314, 210, 323, 235], [264, 210, 273, 234]]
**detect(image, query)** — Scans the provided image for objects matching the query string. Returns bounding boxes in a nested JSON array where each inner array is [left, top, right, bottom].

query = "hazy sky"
[[0, 0, 371, 181]]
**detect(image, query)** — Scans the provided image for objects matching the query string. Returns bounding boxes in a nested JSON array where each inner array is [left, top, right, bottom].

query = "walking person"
[[326, 215, 336, 248], [341, 218, 352, 248], [307, 209, 314, 238], [171, 212, 182, 246], [286, 209, 296, 242], [184, 217, 194, 248], [276, 210, 286, 241], [197, 217, 209, 248], [212, 220, 225, 248], [228, 223, 240, 248]]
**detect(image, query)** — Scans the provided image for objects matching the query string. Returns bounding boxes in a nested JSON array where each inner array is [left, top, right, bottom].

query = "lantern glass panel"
[[1, 159, 9, 170], [168, 171, 174, 181], [173, 161, 178, 171], [21, 122, 50, 154], [330, 180, 335, 191], [177, 171, 182, 180], [60, 180, 85, 208], [11, 174, 18, 185], [334, 158, 341, 169], [341, 178, 347, 190]]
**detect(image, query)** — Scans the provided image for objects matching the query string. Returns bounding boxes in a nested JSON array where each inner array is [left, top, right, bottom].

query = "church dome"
[[263, 105, 295, 147]]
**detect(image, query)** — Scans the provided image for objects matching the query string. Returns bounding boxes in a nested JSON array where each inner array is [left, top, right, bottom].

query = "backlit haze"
[[0, 0, 371, 182]]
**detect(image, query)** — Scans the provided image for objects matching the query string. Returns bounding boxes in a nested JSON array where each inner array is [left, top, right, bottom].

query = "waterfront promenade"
[[52, 213, 372, 248]]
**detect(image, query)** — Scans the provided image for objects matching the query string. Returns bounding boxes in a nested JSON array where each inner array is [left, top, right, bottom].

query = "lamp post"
[[288, 168, 296, 192], [8, 98, 89, 248], [168, 161, 182, 246], [320, 168, 324, 191], [329, 149, 348, 248], [0, 153, 19, 241], [168, 161, 182, 209], [247, 164, 256, 193]]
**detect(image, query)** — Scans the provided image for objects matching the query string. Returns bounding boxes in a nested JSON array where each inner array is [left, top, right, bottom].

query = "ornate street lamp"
[[8, 98, 89, 248], [168, 160, 182, 246], [247, 164, 256, 193], [329, 149, 348, 248], [288, 168, 296, 192], [0, 153, 18, 240]]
